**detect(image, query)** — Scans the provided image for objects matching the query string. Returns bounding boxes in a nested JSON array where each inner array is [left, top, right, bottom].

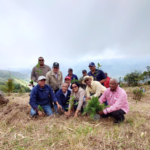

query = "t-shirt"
[[88, 69, 106, 85], [104, 77, 111, 88], [67, 74, 78, 80]]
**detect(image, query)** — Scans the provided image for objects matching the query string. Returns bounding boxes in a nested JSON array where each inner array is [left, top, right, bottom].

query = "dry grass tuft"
[[0, 87, 150, 150]]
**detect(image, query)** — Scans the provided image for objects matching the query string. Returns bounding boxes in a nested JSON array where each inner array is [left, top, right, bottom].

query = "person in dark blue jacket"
[[29, 76, 62, 117], [88, 62, 107, 86], [66, 68, 78, 80], [55, 83, 71, 113]]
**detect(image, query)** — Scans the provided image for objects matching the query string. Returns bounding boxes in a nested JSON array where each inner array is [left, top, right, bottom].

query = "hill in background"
[[0, 70, 30, 86]]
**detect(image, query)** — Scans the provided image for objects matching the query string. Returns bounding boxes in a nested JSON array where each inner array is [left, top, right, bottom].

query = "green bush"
[[133, 88, 143, 101], [83, 96, 106, 119]]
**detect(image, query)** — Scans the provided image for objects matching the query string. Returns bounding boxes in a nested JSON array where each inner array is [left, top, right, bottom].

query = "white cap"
[[38, 76, 46, 82]]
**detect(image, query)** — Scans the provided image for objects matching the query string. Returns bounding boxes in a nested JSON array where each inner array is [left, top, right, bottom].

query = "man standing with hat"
[[46, 62, 63, 93], [88, 62, 107, 86], [29, 76, 62, 117], [67, 68, 78, 80], [79, 70, 87, 90]]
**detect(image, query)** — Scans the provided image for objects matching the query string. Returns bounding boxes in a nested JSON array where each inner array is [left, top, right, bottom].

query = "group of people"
[[29, 57, 129, 124]]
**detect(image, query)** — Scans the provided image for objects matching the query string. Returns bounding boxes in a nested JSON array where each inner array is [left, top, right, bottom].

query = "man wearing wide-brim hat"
[[83, 75, 106, 101]]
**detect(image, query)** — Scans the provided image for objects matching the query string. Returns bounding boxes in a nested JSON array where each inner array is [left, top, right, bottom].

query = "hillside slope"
[[0, 70, 30, 86]]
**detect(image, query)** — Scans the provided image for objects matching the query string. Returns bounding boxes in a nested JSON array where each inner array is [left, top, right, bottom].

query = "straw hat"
[[82, 76, 93, 84]]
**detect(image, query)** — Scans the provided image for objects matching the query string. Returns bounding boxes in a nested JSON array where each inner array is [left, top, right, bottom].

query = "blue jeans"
[[30, 104, 56, 116]]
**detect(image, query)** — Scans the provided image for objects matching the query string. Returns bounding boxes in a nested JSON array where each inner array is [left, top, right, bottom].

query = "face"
[[89, 66, 96, 71], [82, 72, 87, 77], [38, 57, 44, 66], [68, 70, 73, 75], [105, 73, 107, 77], [65, 79, 71, 85], [53, 67, 59, 74], [72, 83, 79, 92], [62, 83, 68, 93], [109, 80, 118, 91], [38, 79, 46, 88], [85, 78, 92, 86]]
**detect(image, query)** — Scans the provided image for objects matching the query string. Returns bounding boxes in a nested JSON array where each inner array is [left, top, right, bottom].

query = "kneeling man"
[[83, 76, 106, 101], [98, 78, 129, 123], [55, 83, 71, 113], [29, 76, 61, 117]]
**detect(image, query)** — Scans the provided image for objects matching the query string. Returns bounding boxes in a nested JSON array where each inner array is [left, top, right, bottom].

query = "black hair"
[[71, 82, 80, 89], [38, 57, 44, 61]]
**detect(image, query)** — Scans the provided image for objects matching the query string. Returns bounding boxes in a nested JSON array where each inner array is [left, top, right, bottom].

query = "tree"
[[5, 79, 14, 95]]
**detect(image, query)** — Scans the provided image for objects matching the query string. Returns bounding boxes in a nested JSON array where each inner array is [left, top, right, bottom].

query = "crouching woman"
[[67, 82, 85, 118]]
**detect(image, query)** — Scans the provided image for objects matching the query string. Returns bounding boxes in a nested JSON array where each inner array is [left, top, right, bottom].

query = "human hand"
[[98, 111, 104, 115], [38, 111, 45, 117], [85, 97, 91, 102]]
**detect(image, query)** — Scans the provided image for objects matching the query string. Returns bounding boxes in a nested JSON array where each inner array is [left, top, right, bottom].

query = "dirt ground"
[[0, 86, 150, 150]]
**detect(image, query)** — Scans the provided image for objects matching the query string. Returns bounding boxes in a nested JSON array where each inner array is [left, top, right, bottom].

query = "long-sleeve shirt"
[[69, 87, 85, 111], [99, 86, 129, 115], [86, 81, 106, 98], [31, 64, 51, 82], [46, 70, 63, 91], [29, 84, 57, 112]]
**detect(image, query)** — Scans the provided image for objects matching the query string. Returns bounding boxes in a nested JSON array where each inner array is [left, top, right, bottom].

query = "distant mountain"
[[0, 70, 30, 86]]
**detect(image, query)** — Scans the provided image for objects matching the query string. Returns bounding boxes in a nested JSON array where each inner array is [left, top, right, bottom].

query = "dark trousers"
[[102, 109, 125, 122]]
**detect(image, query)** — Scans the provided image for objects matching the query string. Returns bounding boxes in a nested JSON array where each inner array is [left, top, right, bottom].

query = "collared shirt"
[[46, 70, 63, 91], [67, 74, 78, 80], [63, 91, 68, 97], [55, 73, 58, 79], [86, 81, 106, 98], [99, 86, 129, 115], [31, 64, 51, 82], [104, 77, 111, 88], [68, 84, 72, 91], [88, 69, 106, 85]]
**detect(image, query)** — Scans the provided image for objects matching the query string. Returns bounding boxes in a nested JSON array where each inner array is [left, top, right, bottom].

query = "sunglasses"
[[85, 79, 89, 82], [39, 59, 44, 61], [72, 86, 77, 89]]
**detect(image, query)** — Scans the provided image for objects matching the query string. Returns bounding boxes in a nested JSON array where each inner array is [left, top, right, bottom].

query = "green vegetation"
[[0, 70, 30, 86], [123, 66, 150, 86], [83, 96, 106, 119], [133, 88, 143, 101]]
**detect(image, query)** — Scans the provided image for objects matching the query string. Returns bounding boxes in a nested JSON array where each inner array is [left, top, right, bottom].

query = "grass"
[[0, 87, 150, 150]]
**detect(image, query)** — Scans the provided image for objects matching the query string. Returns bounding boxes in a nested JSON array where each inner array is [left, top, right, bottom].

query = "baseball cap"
[[89, 62, 95, 67], [53, 62, 59, 68], [38, 76, 46, 81], [82, 70, 87, 73], [68, 68, 73, 71], [65, 76, 71, 80]]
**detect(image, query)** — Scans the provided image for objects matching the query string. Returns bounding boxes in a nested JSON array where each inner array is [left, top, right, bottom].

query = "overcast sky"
[[0, 0, 150, 79]]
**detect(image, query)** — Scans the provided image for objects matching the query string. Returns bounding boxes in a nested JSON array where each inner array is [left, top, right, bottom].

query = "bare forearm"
[[100, 79, 107, 84]]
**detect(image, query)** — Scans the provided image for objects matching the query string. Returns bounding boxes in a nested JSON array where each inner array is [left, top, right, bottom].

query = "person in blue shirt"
[[29, 76, 62, 117], [55, 83, 71, 114], [67, 68, 78, 80], [88, 62, 107, 86]]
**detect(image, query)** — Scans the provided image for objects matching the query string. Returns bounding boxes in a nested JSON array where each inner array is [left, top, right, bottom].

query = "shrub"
[[83, 96, 106, 119], [133, 88, 143, 101]]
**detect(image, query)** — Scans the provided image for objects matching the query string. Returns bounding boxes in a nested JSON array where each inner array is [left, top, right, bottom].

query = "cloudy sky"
[[0, 0, 150, 79]]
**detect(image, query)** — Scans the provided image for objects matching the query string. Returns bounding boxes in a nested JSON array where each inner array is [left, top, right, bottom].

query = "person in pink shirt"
[[98, 78, 129, 124]]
